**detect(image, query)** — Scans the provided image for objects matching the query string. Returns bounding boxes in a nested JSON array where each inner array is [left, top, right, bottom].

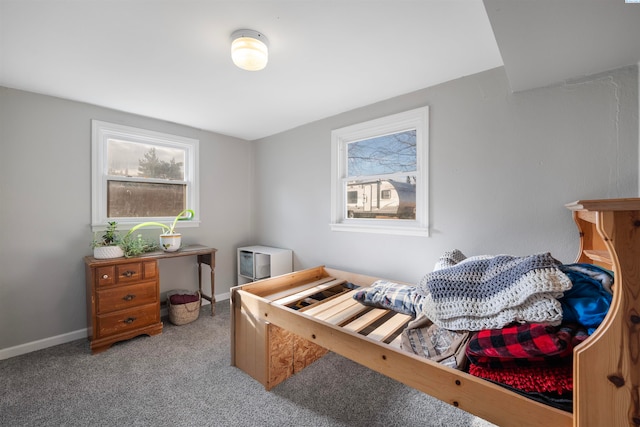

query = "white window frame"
[[91, 120, 200, 232], [330, 107, 429, 236]]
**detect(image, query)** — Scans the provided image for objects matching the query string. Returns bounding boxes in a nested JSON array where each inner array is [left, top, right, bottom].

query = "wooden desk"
[[129, 245, 218, 314], [84, 245, 217, 354]]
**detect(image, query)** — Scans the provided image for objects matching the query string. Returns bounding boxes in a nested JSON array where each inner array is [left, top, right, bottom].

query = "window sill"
[[329, 222, 429, 237], [91, 220, 201, 233]]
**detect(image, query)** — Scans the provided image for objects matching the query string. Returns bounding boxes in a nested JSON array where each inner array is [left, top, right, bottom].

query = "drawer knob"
[[123, 317, 136, 324], [102, 274, 109, 279], [122, 270, 135, 278], [123, 294, 136, 301]]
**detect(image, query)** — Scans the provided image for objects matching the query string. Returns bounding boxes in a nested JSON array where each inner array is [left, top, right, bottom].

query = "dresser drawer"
[[95, 260, 158, 287], [96, 304, 159, 338], [115, 262, 143, 283], [96, 266, 115, 286], [96, 281, 158, 314]]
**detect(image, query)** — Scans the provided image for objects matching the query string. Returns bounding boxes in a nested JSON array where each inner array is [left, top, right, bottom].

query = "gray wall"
[[252, 66, 639, 285], [0, 87, 254, 352]]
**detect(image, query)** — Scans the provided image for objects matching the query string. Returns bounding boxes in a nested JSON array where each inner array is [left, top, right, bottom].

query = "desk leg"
[[210, 260, 216, 316], [197, 252, 216, 316]]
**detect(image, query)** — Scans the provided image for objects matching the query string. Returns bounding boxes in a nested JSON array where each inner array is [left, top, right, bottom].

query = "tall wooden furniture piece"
[[565, 199, 640, 427], [231, 199, 640, 427], [85, 245, 216, 354]]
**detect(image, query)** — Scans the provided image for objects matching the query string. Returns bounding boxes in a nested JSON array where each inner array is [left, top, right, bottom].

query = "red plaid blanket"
[[466, 323, 587, 368], [466, 323, 587, 394]]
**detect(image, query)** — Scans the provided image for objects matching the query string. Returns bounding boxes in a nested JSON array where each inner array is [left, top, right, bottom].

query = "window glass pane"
[[347, 130, 416, 177], [107, 181, 186, 218], [107, 139, 185, 181], [346, 178, 416, 220]]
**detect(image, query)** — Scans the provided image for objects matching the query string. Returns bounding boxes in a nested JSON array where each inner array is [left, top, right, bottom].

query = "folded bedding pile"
[[352, 249, 613, 412], [417, 251, 572, 330]]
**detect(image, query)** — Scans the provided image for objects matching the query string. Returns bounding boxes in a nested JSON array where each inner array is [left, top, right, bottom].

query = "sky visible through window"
[[347, 130, 416, 177], [107, 139, 185, 178]]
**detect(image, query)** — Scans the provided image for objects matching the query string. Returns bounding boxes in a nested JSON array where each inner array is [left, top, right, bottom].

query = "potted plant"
[[91, 221, 124, 259], [125, 209, 195, 252], [120, 232, 159, 258]]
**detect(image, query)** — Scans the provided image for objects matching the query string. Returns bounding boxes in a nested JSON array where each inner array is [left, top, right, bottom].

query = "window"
[[91, 120, 199, 231], [330, 107, 429, 236]]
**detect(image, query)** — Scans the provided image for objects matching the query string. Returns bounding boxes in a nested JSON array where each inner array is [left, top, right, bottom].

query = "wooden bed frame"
[[230, 198, 640, 427]]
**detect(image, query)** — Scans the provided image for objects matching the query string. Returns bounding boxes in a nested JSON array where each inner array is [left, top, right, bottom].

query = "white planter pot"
[[160, 233, 181, 252], [93, 245, 124, 259]]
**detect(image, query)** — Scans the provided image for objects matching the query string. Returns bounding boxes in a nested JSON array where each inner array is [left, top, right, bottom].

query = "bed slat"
[[365, 313, 412, 342], [300, 289, 356, 317], [342, 308, 389, 333], [268, 277, 344, 304], [323, 300, 370, 326]]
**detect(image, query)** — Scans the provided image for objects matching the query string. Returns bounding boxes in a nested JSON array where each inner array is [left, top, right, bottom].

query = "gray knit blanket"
[[416, 250, 572, 331]]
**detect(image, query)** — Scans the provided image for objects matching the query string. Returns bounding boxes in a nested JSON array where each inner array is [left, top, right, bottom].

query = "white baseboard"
[[0, 328, 88, 361], [0, 293, 230, 361], [214, 292, 230, 302]]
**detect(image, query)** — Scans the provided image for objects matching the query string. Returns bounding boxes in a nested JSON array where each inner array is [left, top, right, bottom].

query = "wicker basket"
[[167, 290, 201, 326]]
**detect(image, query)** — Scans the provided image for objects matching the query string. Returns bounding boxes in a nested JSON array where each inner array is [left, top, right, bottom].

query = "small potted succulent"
[[91, 221, 124, 259], [120, 232, 159, 258], [126, 209, 195, 252]]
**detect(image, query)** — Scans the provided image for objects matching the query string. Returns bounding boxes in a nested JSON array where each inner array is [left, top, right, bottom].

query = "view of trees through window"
[[346, 130, 417, 220], [107, 140, 187, 218], [347, 130, 416, 177], [107, 140, 185, 180], [137, 147, 184, 180]]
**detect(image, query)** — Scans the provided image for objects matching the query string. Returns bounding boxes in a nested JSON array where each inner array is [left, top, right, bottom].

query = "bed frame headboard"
[[566, 198, 640, 427]]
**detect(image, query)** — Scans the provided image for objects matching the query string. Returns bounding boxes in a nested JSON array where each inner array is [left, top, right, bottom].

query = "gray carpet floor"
[[1, 301, 497, 426]]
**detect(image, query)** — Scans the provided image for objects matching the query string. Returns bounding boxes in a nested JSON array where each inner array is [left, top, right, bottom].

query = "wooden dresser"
[[84, 256, 162, 354], [84, 245, 216, 354]]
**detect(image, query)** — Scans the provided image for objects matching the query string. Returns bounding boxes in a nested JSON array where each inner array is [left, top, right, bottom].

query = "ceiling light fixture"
[[231, 29, 269, 71]]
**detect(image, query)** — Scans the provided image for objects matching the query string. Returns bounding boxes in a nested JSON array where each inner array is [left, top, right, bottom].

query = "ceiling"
[[1, 1, 639, 141], [484, 0, 640, 92]]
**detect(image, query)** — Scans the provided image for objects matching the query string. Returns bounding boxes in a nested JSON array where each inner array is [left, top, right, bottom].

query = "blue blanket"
[[558, 263, 613, 334]]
